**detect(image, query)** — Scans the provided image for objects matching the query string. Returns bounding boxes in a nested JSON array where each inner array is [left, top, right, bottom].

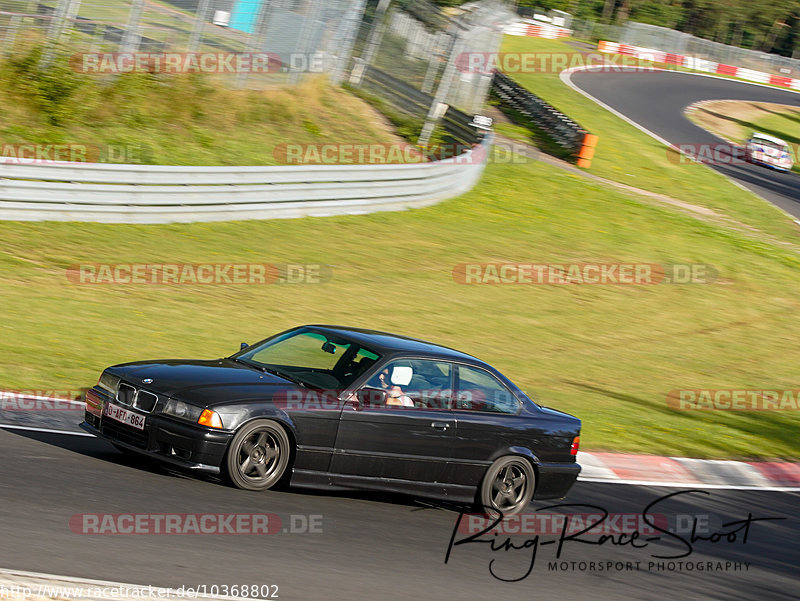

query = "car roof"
[[751, 132, 788, 146], [303, 324, 482, 362]]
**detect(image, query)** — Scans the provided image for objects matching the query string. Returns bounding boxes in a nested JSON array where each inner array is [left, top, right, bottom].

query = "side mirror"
[[240, 342, 248, 350], [356, 387, 388, 409]]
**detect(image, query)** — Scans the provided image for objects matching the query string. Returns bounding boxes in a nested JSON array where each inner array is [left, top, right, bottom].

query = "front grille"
[[101, 419, 149, 449], [116, 383, 158, 413], [117, 383, 136, 406], [134, 390, 158, 412]]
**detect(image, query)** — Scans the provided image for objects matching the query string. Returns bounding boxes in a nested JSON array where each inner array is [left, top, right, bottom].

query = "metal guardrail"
[[0, 135, 492, 223], [492, 71, 588, 156]]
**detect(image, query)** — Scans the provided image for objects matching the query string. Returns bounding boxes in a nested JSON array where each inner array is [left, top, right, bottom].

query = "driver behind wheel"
[[370, 364, 415, 407]]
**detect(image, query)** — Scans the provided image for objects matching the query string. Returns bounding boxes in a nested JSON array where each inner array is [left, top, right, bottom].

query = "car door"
[[445, 363, 527, 487], [330, 358, 455, 483]]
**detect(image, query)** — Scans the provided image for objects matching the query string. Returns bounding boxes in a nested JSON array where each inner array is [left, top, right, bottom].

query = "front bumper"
[[81, 408, 232, 474]]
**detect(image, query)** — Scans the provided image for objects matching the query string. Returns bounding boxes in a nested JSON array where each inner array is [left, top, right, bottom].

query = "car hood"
[[107, 359, 299, 405]]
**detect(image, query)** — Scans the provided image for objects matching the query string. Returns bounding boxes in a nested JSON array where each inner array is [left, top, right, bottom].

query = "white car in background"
[[745, 132, 794, 172]]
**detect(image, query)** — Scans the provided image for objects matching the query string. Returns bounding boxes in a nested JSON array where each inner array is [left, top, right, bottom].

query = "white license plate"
[[104, 402, 146, 430]]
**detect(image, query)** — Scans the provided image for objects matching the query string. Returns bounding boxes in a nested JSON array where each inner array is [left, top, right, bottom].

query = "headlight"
[[162, 398, 204, 423], [97, 371, 120, 395]]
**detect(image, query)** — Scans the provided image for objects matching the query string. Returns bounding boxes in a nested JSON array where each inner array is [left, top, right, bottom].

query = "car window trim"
[[452, 362, 523, 415]]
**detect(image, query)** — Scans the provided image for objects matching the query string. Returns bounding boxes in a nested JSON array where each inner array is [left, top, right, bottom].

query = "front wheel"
[[476, 456, 535, 518], [224, 419, 292, 491]]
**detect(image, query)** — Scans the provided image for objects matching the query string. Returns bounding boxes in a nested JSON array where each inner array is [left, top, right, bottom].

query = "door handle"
[[431, 421, 449, 431]]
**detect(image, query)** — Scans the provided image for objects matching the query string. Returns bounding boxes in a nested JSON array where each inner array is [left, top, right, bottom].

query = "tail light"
[[570, 436, 580, 456]]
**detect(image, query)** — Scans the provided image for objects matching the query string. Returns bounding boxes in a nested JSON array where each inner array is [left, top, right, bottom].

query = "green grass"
[[498, 36, 800, 244], [2, 154, 800, 460], [0, 47, 402, 166]]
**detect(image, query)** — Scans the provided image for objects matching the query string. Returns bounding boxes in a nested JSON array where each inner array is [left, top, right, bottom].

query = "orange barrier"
[[576, 133, 598, 168]]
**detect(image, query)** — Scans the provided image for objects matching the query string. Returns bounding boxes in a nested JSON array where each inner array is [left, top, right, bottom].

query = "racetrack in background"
[[567, 69, 800, 219]]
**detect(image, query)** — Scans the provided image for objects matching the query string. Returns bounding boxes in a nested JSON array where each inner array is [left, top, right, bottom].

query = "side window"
[[365, 359, 453, 409], [455, 365, 519, 414]]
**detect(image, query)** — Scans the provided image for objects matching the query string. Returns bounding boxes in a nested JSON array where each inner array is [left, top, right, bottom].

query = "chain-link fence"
[[0, 0, 368, 85], [0, 0, 513, 143], [570, 18, 623, 45], [348, 0, 515, 145], [620, 21, 800, 79]]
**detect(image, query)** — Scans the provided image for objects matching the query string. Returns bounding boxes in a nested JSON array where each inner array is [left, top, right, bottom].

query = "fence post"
[[330, 0, 368, 85], [120, 0, 145, 53], [4, 15, 22, 54], [41, 0, 82, 66], [289, 0, 324, 84], [419, 30, 465, 147], [189, 0, 212, 52], [350, 0, 390, 85]]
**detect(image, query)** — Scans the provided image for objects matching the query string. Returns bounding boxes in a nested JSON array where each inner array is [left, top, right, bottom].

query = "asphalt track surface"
[[0, 427, 797, 601], [568, 69, 800, 218]]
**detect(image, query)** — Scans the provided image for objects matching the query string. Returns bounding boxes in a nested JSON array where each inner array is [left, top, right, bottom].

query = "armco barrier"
[[0, 135, 491, 223], [492, 71, 590, 159]]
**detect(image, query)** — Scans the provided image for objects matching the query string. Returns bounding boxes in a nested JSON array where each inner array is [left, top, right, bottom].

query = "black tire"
[[224, 419, 292, 491], [476, 456, 536, 518]]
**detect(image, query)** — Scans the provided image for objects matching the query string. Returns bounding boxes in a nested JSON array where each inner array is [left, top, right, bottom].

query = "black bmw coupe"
[[81, 325, 581, 516]]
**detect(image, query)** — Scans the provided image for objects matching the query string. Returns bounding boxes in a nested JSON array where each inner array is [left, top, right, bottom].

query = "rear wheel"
[[476, 456, 535, 518], [224, 419, 292, 491]]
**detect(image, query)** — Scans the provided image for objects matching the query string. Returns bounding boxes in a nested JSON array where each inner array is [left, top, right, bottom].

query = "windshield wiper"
[[259, 366, 312, 389], [231, 357, 315, 389]]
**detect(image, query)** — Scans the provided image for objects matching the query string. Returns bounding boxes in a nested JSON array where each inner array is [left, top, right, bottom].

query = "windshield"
[[233, 328, 381, 390], [752, 138, 787, 152]]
